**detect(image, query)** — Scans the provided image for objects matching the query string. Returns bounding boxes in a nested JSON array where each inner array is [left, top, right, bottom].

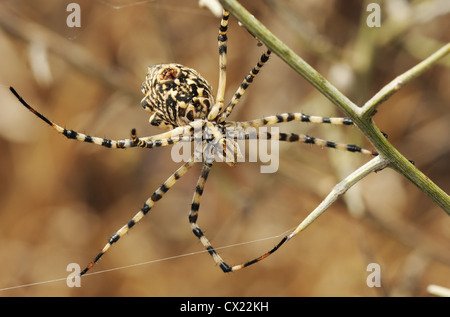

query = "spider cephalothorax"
[[140, 64, 214, 130]]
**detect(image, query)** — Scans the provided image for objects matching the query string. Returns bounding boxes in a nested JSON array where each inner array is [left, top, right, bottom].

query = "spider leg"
[[252, 207, 353, 271], [10, 87, 137, 149], [227, 237, 289, 272], [225, 113, 376, 155], [218, 50, 271, 123], [80, 159, 196, 276], [229, 112, 355, 129], [208, 10, 230, 121], [188, 160, 234, 272], [258, 130, 378, 156], [131, 127, 193, 149], [188, 160, 287, 273], [134, 119, 208, 143]]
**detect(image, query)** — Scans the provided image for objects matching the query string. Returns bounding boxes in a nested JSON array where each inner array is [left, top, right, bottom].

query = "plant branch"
[[360, 43, 450, 118], [287, 155, 389, 239], [219, 0, 450, 214]]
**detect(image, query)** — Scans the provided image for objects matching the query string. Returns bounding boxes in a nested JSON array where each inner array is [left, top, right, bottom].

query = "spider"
[[10, 9, 377, 275]]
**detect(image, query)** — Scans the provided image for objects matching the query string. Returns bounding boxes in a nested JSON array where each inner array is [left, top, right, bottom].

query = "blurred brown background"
[[0, 0, 449, 297]]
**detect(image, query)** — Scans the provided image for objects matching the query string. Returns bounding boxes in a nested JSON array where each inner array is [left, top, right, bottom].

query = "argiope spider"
[[10, 9, 377, 276]]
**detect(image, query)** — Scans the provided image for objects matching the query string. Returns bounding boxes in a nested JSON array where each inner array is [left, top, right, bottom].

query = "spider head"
[[141, 64, 215, 130]]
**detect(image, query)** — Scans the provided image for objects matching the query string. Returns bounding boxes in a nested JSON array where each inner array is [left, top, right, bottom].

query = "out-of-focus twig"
[[0, 4, 138, 95]]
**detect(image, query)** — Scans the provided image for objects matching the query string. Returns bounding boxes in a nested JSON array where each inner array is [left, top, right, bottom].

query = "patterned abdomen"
[[141, 64, 214, 130]]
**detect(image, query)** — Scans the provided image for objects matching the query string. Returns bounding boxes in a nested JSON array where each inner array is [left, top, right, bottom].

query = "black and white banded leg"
[[80, 159, 195, 276]]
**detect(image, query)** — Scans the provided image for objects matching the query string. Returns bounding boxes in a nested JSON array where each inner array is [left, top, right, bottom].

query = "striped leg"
[[224, 113, 377, 155], [258, 130, 378, 156], [225, 124, 376, 155], [132, 120, 205, 143], [208, 10, 230, 121], [131, 128, 193, 149], [218, 50, 272, 123], [226, 237, 289, 272], [229, 112, 355, 129], [187, 147, 299, 273], [188, 161, 287, 273], [80, 159, 195, 276], [10, 87, 137, 149], [188, 161, 234, 272]]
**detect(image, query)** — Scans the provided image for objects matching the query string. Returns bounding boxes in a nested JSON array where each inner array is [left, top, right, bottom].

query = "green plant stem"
[[361, 43, 450, 118], [219, 0, 450, 214]]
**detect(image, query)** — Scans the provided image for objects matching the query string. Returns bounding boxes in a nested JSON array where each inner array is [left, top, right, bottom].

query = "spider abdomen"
[[141, 64, 214, 130]]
